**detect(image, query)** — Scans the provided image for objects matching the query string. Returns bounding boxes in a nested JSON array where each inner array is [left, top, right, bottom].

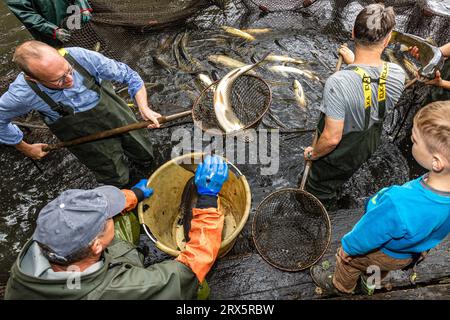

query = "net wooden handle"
[[43, 110, 192, 152]]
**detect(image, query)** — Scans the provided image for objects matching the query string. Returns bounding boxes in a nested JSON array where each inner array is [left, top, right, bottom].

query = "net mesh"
[[192, 74, 271, 134], [241, 0, 305, 12], [405, 4, 450, 46], [253, 189, 331, 271], [89, 0, 213, 28], [64, 0, 215, 69]]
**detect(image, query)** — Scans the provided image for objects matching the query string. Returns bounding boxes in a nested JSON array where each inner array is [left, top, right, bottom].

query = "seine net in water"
[[66, 0, 218, 68], [241, 0, 306, 11]]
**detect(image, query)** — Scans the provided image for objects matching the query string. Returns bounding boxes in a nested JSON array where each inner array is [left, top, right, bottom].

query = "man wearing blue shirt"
[[1, 40, 161, 187], [311, 101, 450, 296]]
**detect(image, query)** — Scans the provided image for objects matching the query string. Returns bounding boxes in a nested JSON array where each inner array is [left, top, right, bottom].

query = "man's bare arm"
[[440, 42, 450, 58], [304, 116, 345, 160]]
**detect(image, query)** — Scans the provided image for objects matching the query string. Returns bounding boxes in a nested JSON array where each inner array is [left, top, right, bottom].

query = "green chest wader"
[[26, 48, 154, 188], [428, 58, 450, 103], [306, 62, 389, 201]]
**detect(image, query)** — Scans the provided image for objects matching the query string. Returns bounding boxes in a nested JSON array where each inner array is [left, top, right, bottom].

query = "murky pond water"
[[0, 0, 447, 290]]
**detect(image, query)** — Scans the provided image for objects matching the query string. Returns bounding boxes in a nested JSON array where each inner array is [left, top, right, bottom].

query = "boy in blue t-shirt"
[[311, 101, 450, 295]]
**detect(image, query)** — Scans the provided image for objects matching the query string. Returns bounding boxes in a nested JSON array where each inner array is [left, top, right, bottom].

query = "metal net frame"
[[192, 74, 272, 135]]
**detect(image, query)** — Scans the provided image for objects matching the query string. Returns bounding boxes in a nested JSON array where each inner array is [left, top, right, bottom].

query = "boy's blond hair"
[[414, 101, 450, 162]]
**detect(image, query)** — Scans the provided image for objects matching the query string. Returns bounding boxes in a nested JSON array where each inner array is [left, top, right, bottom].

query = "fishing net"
[[192, 74, 272, 135], [252, 188, 331, 271], [65, 0, 219, 68], [240, 0, 421, 13], [89, 0, 217, 28], [405, 4, 450, 46], [241, 0, 306, 12]]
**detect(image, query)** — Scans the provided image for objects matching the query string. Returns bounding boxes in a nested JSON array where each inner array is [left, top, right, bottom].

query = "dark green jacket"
[[6, 0, 71, 46], [5, 237, 199, 300]]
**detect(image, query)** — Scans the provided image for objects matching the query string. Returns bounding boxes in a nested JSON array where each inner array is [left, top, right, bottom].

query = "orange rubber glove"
[[121, 189, 138, 213]]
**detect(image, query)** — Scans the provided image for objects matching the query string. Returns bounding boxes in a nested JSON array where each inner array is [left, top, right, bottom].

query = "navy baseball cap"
[[33, 186, 125, 258]]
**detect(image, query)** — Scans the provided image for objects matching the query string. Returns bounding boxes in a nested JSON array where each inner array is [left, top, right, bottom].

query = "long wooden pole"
[[335, 43, 347, 72], [43, 110, 192, 152], [300, 45, 345, 190]]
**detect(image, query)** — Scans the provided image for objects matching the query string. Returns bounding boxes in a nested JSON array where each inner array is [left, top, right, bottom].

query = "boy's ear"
[[431, 155, 445, 173], [351, 28, 355, 40]]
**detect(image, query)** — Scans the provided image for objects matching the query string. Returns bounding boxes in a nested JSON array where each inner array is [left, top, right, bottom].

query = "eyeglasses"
[[42, 63, 74, 86]]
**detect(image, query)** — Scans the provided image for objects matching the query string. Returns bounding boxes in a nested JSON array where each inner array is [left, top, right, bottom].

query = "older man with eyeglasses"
[[0, 40, 161, 188]]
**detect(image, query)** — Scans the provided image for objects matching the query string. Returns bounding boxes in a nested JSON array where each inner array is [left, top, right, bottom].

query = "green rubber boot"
[[197, 280, 210, 300]]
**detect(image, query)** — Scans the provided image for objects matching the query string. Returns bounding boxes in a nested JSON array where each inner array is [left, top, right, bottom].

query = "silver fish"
[[293, 80, 307, 109], [153, 55, 175, 72], [208, 54, 247, 68], [385, 48, 410, 80], [214, 54, 269, 133], [173, 32, 195, 73], [197, 73, 214, 88], [156, 34, 173, 54], [269, 65, 321, 82], [221, 26, 255, 41], [208, 55, 259, 76], [265, 54, 306, 65], [402, 57, 419, 78], [242, 28, 272, 34], [180, 31, 205, 72]]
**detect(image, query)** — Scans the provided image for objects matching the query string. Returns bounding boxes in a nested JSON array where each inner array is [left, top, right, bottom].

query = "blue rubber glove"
[[195, 155, 229, 196], [132, 179, 153, 199]]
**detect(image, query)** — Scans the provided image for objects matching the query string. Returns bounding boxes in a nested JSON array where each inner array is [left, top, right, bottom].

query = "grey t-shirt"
[[320, 62, 406, 134]]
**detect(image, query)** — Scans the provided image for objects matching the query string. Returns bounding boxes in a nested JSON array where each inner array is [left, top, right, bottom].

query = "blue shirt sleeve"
[[66, 47, 144, 98], [0, 88, 28, 145], [341, 191, 407, 256]]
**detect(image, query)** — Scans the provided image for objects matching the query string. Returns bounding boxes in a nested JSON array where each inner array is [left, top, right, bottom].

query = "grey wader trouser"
[[26, 51, 154, 188], [306, 63, 390, 202]]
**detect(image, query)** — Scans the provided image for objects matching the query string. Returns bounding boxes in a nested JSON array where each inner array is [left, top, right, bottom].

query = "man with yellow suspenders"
[[0, 40, 162, 188], [303, 4, 406, 205]]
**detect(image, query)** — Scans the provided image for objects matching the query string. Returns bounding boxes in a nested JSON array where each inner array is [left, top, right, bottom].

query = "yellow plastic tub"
[[138, 152, 251, 257]]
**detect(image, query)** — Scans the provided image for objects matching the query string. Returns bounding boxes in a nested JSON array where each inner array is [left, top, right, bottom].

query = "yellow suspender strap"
[[352, 66, 372, 109], [58, 48, 68, 57], [378, 62, 389, 102], [352, 62, 389, 109]]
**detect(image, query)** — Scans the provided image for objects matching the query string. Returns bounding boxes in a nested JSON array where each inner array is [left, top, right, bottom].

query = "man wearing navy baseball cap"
[[5, 155, 229, 300]]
